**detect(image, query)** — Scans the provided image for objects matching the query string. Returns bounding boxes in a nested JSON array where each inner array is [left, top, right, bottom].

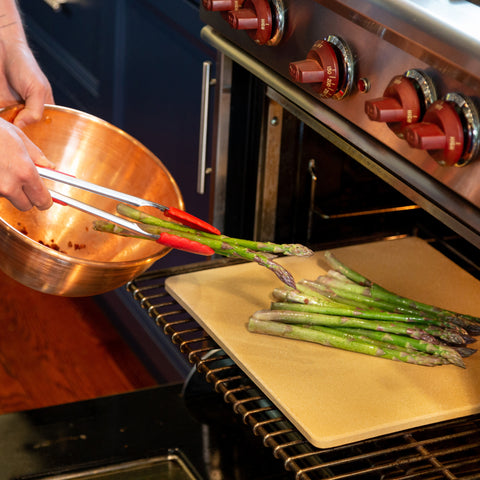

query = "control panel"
[[200, 0, 480, 214]]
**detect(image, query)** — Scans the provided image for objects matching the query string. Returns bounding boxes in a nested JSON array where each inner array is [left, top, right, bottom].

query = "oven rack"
[[126, 259, 480, 480]]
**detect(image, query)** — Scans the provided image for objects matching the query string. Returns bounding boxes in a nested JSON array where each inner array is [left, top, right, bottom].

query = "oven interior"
[[115, 64, 480, 478], [221, 63, 480, 279]]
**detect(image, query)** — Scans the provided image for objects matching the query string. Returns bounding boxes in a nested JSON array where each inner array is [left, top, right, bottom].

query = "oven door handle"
[[197, 60, 215, 194]]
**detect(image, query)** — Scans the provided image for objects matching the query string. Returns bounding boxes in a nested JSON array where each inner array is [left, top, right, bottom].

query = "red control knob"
[[202, 0, 243, 11], [365, 75, 422, 136], [289, 41, 339, 98], [404, 100, 464, 166], [289, 36, 354, 100], [227, 0, 272, 45]]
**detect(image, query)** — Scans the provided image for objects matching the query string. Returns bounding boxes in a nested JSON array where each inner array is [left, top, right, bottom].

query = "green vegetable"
[[247, 251, 479, 368], [323, 251, 480, 333], [270, 301, 471, 346], [92, 204, 314, 289], [338, 327, 468, 366], [247, 318, 451, 367], [251, 309, 441, 344]]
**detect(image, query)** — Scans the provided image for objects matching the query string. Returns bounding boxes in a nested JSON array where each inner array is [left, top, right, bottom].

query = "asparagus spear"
[[272, 287, 348, 308], [94, 206, 306, 288], [324, 251, 371, 285], [295, 282, 357, 306], [299, 279, 432, 316], [295, 281, 395, 315], [267, 305, 469, 345], [311, 326, 464, 367], [338, 327, 467, 366], [270, 301, 464, 329], [117, 204, 313, 256], [324, 251, 480, 328], [304, 277, 478, 342], [251, 309, 441, 343], [95, 220, 297, 288], [248, 318, 451, 367]]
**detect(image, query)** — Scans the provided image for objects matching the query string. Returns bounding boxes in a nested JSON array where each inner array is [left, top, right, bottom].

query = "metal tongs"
[[36, 165, 219, 255]]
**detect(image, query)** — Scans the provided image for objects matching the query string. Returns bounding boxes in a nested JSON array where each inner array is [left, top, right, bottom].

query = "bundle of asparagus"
[[92, 203, 313, 288], [248, 251, 480, 368]]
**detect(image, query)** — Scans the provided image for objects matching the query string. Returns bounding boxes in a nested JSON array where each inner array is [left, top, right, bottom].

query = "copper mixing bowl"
[[0, 104, 183, 296]]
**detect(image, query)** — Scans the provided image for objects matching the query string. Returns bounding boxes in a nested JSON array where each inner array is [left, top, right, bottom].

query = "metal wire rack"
[[126, 258, 480, 480]]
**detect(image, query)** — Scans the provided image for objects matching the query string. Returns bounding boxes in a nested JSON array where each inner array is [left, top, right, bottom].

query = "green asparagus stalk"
[[295, 281, 395, 315], [309, 326, 463, 366], [93, 220, 148, 239], [117, 204, 313, 257], [248, 318, 451, 367], [299, 279, 428, 315], [267, 303, 469, 345], [93, 210, 302, 288], [272, 287, 348, 308], [251, 309, 441, 343], [95, 221, 297, 288], [323, 251, 480, 329], [303, 277, 479, 342], [325, 269, 358, 284], [323, 251, 371, 285], [137, 224, 296, 288], [295, 282, 355, 306], [338, 327, 468, 366], [270, 301, 465, 329]]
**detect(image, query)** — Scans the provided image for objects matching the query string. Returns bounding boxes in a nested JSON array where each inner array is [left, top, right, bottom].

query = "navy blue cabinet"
[[19, 0, 116, 119], [118, 0, 215, 230], [19, 0, 215, 245]]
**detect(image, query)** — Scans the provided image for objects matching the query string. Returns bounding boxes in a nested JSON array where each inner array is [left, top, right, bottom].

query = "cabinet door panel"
[[120, 0, 215, 225], [18, 0, 115, 118]]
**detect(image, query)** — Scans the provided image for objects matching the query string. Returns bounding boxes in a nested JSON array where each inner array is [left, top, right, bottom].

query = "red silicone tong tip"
[[156, 232, 214, 256], [35, 163, 76, 177], [51, 197, 67, 206], [164, 207, 220, 235]]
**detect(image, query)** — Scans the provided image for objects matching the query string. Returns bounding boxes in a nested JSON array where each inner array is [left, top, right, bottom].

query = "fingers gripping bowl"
[[0, 104, 184, 296]]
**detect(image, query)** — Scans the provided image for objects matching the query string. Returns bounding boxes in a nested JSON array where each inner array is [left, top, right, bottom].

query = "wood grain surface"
[[0, 270, 156, 414]]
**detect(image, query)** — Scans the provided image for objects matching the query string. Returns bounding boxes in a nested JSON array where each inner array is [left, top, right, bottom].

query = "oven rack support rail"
[[126, 259, 480, 480]]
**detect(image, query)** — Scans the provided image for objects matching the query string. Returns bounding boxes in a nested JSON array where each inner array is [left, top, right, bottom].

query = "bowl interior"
[[0, 105, 183, 265]]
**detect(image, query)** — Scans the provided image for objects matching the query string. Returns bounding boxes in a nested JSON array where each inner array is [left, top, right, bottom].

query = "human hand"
[[0, 0, 54, 127], [0, 41, 54, 128], [0, 117, 52, 211]]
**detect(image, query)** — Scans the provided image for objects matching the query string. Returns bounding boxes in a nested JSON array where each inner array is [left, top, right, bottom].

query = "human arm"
[[0, 0, 53, 210], [0, 0, 54, 127]]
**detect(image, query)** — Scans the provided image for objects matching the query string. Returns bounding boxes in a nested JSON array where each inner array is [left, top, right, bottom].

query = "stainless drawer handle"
[[42, 0, 67, 12], [197, 61, 215, 194]]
